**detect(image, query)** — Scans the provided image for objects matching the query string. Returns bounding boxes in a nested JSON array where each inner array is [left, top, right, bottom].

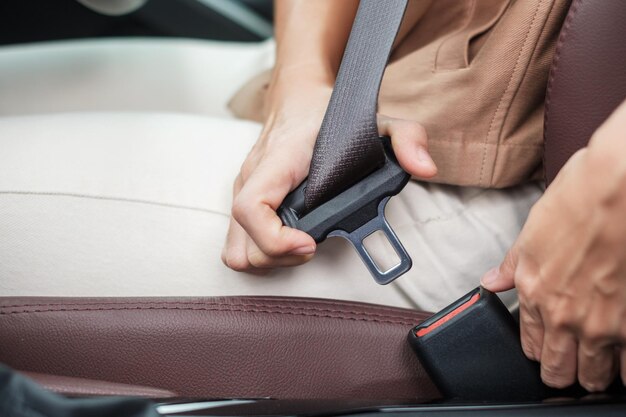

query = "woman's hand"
[[221, 73, 330, 271], [481, 101, 626, 391], [222, 76, 437, 272], [221, 0, 438, 272]]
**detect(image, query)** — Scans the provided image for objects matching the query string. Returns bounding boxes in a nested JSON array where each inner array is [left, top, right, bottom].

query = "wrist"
[[585, 145, 626, 208], [270, 62, 335, 91], [586, 101, 626, 192], [263, 69, 334, 123], [560, 101, 626, 210]]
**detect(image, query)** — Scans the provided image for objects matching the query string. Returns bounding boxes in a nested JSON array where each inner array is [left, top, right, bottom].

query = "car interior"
[[0, 0, 273, 45], [1, 0, 625, 416]]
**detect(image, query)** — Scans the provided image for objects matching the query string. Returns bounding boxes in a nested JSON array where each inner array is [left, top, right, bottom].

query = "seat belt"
[[278, 0, 411, 284], [305, 0, 409, 209]]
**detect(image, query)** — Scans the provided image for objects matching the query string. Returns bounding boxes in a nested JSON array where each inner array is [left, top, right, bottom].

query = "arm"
[[271, 0, 430, 88], [273, 0, 358, 85], [482, 100, 626, 391], [222, 0, 436, 271]]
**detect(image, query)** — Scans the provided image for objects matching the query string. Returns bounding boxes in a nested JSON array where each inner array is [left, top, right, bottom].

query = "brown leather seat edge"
[[543, 0, 626, 185], [0, 296, 439, 400], [18, 371, 177, 399]]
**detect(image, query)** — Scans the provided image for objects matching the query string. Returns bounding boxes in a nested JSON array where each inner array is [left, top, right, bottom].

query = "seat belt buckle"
[[408, 287, 551, 401], [277, 137, 412, 285]]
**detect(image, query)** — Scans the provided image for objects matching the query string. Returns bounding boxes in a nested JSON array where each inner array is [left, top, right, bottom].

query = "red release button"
[[416, 292, 481, 337]]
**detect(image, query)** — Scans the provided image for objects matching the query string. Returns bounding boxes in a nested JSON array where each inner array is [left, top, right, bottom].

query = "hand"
[[481, 101, 626, 392], [222, 74, 437, 272]]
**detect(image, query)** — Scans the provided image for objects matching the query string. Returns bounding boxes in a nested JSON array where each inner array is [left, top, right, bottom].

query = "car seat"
[[0, 0, 625, 400]]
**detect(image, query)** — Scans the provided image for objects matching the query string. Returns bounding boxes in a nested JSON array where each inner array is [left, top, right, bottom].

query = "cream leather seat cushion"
[[0, 38, 275, 117], [0, 38, 533, 311]]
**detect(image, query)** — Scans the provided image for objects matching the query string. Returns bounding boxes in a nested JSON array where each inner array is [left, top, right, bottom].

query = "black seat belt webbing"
[[279, 0, 412, 284], [305, 0, 409, 210]]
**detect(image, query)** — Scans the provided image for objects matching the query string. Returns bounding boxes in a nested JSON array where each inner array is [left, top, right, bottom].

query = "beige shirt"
[[231, 0, 572, 188]]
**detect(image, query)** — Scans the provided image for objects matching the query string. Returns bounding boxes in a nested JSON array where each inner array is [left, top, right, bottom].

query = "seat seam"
[[1, 297, 421, 314], [0, 302, 426, 322], [0, 191, 229, 217], [0, 305, 421, 326], [229, 296, 417, 313], [0, 300, 421, 316]]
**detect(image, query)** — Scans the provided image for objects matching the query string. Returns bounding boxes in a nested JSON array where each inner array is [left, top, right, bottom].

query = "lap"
[[0, 113, 540, 310]]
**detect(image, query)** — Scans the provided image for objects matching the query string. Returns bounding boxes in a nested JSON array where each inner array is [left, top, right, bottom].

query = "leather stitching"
[[0, 306, 420, 326], [480, 0, 545, 185], [0, 299, 413, 312], [543, 0, 581, 183], [0, 302, 419, 320], [237, 296, 420, 313], [0, 301, 426, 322], [0, 298, 426, 316]]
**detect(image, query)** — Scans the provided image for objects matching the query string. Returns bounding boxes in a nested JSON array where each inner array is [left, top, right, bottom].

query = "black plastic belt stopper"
[[278, 137, 411, 284]]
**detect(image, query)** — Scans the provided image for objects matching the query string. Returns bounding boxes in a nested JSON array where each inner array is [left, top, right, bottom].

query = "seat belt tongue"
[[278, 137, 411, 285]]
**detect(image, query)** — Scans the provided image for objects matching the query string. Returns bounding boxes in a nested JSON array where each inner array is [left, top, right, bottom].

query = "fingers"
[[222, 218, 254, 271], [223, 217, 313, 271], [377, 114, 437, 179], [519, 300, 545, 361], [577, 340, 615, 392], [232, 157, 316, 259], [576, 294, 623, 391], [224, 169, 310, 271], [224, 164, 315, 271], [481, 245, 518, 292], [246, 238, 314, 268], [226, 113, 434, 271], [540, 328, 578, 388], [481, 243, 546, 364], [222, 175, 250, 270]]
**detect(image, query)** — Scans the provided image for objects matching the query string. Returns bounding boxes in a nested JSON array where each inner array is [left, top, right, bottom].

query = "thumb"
[[377, 115, 437, 179], [481, 244, 518, 292]]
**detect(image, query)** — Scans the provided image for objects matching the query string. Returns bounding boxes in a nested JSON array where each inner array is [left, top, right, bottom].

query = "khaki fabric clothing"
[[230, 0, 572, 188]]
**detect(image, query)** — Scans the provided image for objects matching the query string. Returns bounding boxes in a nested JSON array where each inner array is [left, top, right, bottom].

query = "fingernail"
[[417, 148, 436, 169], [289, 245, 315, 256], [481, 267, 499, 286]]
